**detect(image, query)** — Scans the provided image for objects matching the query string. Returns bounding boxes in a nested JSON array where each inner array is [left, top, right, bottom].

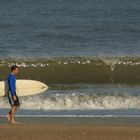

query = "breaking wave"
[[1, 56, 140, 84], [0, 92, 140, 110]]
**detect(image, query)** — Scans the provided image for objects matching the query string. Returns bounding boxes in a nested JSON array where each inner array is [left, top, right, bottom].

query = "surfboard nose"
[[41, 85, 48, 90]]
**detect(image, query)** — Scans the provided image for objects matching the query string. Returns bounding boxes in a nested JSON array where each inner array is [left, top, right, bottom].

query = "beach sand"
[[0, 124, 140, 140]]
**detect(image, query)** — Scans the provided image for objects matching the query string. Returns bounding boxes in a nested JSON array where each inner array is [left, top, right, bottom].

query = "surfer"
[[6, 65, 20, 124]]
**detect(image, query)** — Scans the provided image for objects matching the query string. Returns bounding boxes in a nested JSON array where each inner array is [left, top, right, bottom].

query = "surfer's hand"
[[13, 96, 17, 100]]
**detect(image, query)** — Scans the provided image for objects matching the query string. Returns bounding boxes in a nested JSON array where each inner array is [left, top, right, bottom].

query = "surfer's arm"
[[8, 77, 16, 96]]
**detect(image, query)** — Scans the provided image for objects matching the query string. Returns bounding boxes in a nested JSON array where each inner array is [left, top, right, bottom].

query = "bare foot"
[[11, 121, 20, 124], [6, 114, 11, 123]]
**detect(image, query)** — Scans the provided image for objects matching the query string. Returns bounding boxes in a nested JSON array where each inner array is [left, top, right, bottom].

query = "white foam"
[[1, 114, 140, 118], [1, 94, 140, 110]]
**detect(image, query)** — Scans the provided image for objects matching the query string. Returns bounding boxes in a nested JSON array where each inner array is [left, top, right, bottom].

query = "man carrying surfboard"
[[6, 65, 20, 124]]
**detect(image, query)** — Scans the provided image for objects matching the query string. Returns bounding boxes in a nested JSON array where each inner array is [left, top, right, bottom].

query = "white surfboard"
[[0, 80, 48, 97]]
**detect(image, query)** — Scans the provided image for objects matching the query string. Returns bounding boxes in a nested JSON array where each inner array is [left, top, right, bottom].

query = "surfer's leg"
[[7, 96, 13, 123], [11, 106, 20, 124], [6, 110, 12, 123], [10, 96, 20, 124], [11, 106, 16, 123]]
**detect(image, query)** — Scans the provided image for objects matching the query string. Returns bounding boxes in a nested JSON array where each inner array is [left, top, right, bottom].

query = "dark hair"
[[11, 65, 19, 71]]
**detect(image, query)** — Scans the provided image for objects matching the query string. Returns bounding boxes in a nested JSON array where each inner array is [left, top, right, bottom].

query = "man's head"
[[11, 65, 19, 75]]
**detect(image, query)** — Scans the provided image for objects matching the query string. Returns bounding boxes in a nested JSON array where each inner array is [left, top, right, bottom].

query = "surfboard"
[[0, 80, 48, 97]]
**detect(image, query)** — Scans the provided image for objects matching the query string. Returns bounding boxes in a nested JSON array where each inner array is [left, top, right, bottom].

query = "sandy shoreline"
[[1, 116, 140, 140], [0, 124, 140, 140]]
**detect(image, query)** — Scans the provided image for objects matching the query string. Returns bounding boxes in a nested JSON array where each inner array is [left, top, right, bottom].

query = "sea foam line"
[[1, 115, 140, 118]]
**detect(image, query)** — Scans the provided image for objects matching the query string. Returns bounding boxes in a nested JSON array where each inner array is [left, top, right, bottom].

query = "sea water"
[[0, 0, 140, 118]]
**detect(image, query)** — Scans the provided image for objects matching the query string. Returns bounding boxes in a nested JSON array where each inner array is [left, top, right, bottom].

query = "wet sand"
[[1, 117, 140, 140], [0, 124, 140, 140]]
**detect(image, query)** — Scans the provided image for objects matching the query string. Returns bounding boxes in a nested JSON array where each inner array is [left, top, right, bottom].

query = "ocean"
[[0, 0, 140, 118]]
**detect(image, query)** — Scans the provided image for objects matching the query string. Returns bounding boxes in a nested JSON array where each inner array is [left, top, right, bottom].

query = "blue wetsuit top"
[[7, 74, 16, 96]]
